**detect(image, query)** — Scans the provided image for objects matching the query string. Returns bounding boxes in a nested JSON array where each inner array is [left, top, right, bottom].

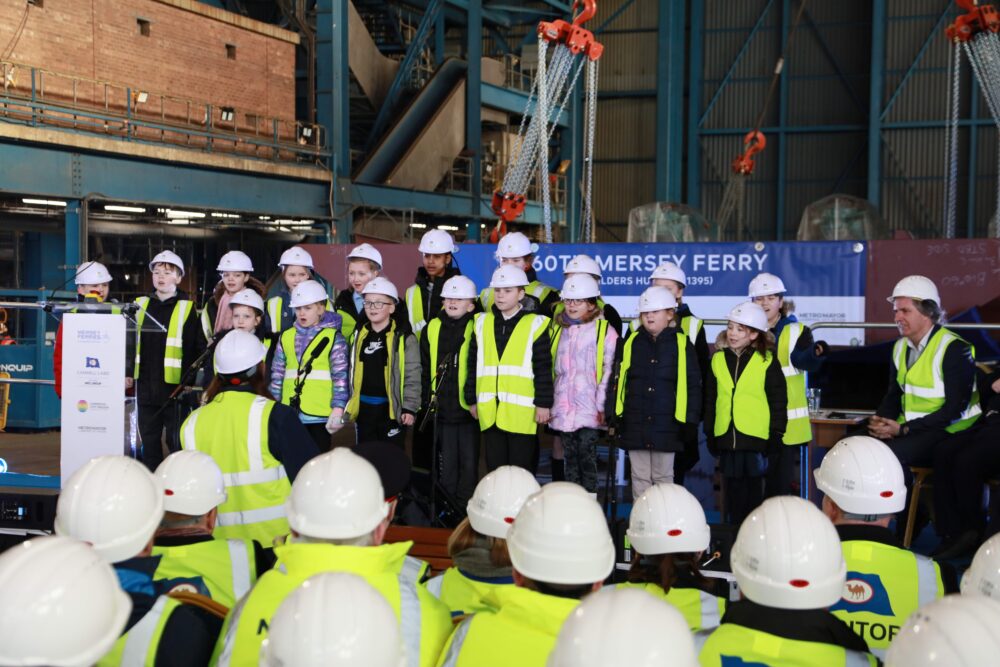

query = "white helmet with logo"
[[288, 279, 329, 308], [650, 262, 686, 286], [548, 587, 698, 667], [564, 254, 602, 278], [495, 232, 538, 259], [0, 536, 132, 667], [54, 456, 165, 564], [75, 261, 113, 285], [490, 265, 529, 289], [441, 275, 477, 300], [727, 301, 769, 332], [814, 436, 906, 515], [155, 450, 227, 517], [886, 595, 1000, 667], [260, 572, 404, 667], [628, 483, 711, 555], [561, 274, 601, 300], [467, 466, 541, 539], [285, 449, 389, 540], [149, 250, 185, 276], [637, 286, 677, 313], [214, 329, 266, 375], [348, 243, 383, 268], [361, 277, 399, 302], [507, 483, 615, 585], [419, 229, 457, 255], [748, 272, 786, 298], [961, 534, 1000, 601], [887, 275, 940, 307], [278, 246, 315, 270], [216, 250, 254, 273], [228, 288, 265, 313], [731, 496, 846, 610]]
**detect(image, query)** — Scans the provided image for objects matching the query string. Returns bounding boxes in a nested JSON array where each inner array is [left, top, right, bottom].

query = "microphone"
[[290, 336, 331, 410], [304, 336, 330, 363]]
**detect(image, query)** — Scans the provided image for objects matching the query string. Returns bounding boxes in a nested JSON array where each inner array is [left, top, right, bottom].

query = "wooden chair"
[[384, 525, 453, 575], [903, 467, 933, 548]]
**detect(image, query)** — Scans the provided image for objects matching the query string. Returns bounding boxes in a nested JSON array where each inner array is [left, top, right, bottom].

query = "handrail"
[[651, 318, 1000, 334]]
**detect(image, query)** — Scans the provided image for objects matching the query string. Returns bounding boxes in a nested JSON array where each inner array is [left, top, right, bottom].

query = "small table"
[[804, 410, 874, 504]]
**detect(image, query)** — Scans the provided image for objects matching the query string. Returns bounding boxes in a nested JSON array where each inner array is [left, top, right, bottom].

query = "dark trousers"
[[356, 402, 406, 445], [411, 409, 434, 469], [937, 421, 998, 537], [437, 421, 481, 506], [482, 427, 539, 474], [674, 427, 701, 486], [137, 402, 181, 471], [765, 444, 803, 498], [304, 422, 332, 453], [724, 475, 764, 527], [562, 428, 600, 492]]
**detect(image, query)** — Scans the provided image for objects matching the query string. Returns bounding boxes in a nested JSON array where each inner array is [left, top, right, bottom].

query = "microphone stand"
[[289, 337, 330, 412], [419, 351, 464, 527]]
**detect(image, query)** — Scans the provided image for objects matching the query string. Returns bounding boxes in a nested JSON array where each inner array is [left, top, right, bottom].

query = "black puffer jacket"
[[407, 265, 462, 329], [420, 311, 476, 424]]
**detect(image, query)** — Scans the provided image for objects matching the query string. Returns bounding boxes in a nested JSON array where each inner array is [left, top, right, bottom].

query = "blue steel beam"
[[343, 182, 548, 223], [776, 0, 790, 239], [316, 0, 352, 240], [879, 4, 953, 121], [594, 0, 639, 34], [65, 199, 82, 284], [686, 0, 705, 207], [868, 0, 886, 207], [654, 0, 685, 202], [481, 83, 569, 125], [467, 0, 483, 241]]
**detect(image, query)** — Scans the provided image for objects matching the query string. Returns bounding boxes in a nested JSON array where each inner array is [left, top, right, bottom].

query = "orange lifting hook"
[[732, 130, 767, 176]]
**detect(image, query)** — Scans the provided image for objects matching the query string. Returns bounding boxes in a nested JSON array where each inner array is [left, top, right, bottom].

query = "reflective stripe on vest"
[[399, 556, 425, 667], [893, 328, 982, 433], [711, 349, 772, 440], [778, 322, 812, 444], [98, 596, 179, 666], [426, 572, 444, 597], [267, 296, 283, 334], [427, 317, 473, 411], [550, 319, 608, 385], [280, 328, 335, 417], [406, 284, 427, 334], [474, 312, 549, 435], [698, 589, 722, 630], [614, 330, 688, 423], [681, 314, 703, 346], [134, 297, 193, 384], [438, 616, 474, 667]]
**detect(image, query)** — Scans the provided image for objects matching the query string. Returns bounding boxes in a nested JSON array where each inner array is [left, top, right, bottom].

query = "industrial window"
[[226, 43, 237, 60], [137, 18, 150, 37]]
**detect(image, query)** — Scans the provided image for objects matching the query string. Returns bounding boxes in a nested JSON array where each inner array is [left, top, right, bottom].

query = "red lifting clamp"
[[538, 0, 604, 61], [731, 130, 767, 175], [946, 0, 1000, 42], [491, 191, 528, 224]]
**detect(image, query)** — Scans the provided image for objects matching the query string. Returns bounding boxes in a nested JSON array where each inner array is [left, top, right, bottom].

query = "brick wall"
[[0, 0, 297, 124]]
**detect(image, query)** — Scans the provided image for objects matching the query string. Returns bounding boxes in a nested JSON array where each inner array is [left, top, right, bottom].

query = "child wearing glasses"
[[344, 277, 422, 444]]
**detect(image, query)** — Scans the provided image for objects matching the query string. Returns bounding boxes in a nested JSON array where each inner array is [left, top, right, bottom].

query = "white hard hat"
[[54, 456, 165, 564], [814, 436, 906, 516], [548, 588, 699, 667], [888, 275, 941, 306], [214, 329, 266, 375], [637, 286, 677, 313], [564, 254, 602, 278], [467, 465, 542, 539], [732, 496, 845, 610], [961, 534, 1000, 600], [886, 595, 1000, 667], [289, 279, 329, 308], [496, 232, 538, 259], [441, 275, 477, 300], [419, 229, 457, 255], [361, 277, 399, 302], [347, 243, 383, 267], [727, 301, 769, 332], [149, 250, 185, 276], [155, 450, 227, 516], [650, 261, 686, 286], [748, 272, 786, 298], [74, 261, 112, 285], [0, 536, 132, 667], [260, 572, 404, 667], [490, 265, 529, 289], [560, 274, 600, 300], [627, 483, 711, 555], [278, 246, 315, 269], [228, 288, 265, 313], [217, 250, 254, 273], [507, 483, 615, 585], [285, 449, 389, 540]]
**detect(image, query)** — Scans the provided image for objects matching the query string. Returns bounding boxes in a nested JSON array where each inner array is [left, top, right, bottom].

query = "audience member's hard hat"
[[650, 261, 686, 286], [731, 496, 845, 610], [285, 449, 388, 540], [548, 588, 699, 667], [54, 456, 165, 563], [628, 483, 711, 556], [278, 246, 314, 269], [727, 301, 769, 332], [149, 250, 185, 276], [748, 272, 786, 298], [886, 595, 1000, 667], [361, 277, 399, 302], [228, 288, 265, 313], [495, 232, 538, 259], [564, 254, 602, 278], [637, 286, 677, 313], [490, 265, 529, 289], [418, 229, 457, 255], [155, 451, 227, 517], [441, 275, 477, 300], [507, 483, 614, 585], [961, 534, 1000, 601], [74, 261, 113, 285], [214, 329, 266, 375], [814, 436, 906, 515], [887, 275, 940, 307], [467, 466, 542, 539], [561, 274, 601, 300], [217, 250, 254, 273], [260, 572, 404, 667], [289, 279, 329, 308], [0, 536, 132, 667], [348, 243, 383, 267]]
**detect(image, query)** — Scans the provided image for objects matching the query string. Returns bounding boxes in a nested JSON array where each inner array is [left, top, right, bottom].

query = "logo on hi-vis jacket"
[[830, 572, 895, 616]]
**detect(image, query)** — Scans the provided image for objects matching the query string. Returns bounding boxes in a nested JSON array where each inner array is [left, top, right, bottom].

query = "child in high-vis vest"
[[202, 288, 274, 386], [703, 302, 788, 526], [549, 274, 618, 493], [465, 265, 553, 473], [420, 275, 479, 505], [345, 277, 421, 445], [331, 243, 410, 341], [266, 246, 330, 337], [479, 232, 559, 315], [200, 250, 266, 341], [609, 286, 701, 500], [269, 279, 349, 452], [406, 228, 463, 336], [129, 250, 205, 471]]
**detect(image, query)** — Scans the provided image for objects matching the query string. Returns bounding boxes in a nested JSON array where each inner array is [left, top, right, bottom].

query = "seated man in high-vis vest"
[[816, 436, 952, 659]]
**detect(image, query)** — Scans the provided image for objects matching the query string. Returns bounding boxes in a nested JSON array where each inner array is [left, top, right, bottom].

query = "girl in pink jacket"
[[549, 274, 619, 492]]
